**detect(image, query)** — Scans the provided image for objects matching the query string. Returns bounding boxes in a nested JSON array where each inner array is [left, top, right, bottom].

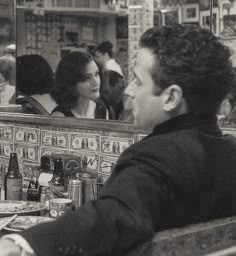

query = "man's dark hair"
[[139, 24, 235, 117], [51, 51, 94, 108], [16, 54, 55, 95], [95, 41, 113, 58]]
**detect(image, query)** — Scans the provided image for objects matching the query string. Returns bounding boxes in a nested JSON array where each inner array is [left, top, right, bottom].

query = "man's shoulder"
[[120, 129, 202, 165], [135, 129, 199, 151]]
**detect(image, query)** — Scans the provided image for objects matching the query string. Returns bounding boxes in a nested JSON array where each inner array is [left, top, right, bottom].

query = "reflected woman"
[[51, 51, 112, 119]]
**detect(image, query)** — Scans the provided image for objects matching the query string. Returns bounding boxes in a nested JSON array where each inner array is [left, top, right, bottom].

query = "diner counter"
[[124, 216, 236, 256], [0, 214, 236, 255]]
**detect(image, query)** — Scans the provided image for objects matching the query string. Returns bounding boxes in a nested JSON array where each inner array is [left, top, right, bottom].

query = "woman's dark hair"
[[139, 24, 236, 117], [95, 41, 113, 58], [16, 54, 55, 95], [51, 51, 94, 108]]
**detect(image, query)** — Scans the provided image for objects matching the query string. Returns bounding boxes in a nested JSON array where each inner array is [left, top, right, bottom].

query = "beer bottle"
[[51, 158, 64, 192], [5, 152, 22, 200]]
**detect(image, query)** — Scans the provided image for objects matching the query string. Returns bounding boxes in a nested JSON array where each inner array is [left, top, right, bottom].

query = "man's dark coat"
[[22, 114, 236, 256]]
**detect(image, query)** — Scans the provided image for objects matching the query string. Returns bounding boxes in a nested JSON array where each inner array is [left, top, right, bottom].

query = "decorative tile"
[[70, 151, 99, 172], [0, 158, 9, 186], [0, 158, 8, 173], [41, 130, 69, 149], [101, 136, 134, 155], [14, 126, 40, 145], [0, 143, 13, 158], [70, 133, 100, 152], [41, 147, 68, 156], [99, 155, 118, 175], [14, 144, 39, 163], [0, 125, 14, 142]]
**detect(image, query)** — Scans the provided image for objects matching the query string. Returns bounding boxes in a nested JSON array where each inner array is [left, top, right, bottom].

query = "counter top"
[[124, 216, 236, 256]]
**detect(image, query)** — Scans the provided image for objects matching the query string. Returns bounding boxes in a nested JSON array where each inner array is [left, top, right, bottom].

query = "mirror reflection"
[[2, 0, 235, 125], [0, 0, 16, 111], [16, 0, 131, 121]]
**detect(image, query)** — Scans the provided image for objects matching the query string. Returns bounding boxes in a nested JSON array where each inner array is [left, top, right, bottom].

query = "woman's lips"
[[91, 88, 99, 92]]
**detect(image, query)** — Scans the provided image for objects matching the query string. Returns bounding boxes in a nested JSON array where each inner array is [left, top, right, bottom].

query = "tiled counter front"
[[0, 118, 148, 198], [0, 112, 235, 199]]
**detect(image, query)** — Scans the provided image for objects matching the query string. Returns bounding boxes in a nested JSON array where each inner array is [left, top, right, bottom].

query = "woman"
[[51, 51, 112, 119], [16, 55, 57, 115]]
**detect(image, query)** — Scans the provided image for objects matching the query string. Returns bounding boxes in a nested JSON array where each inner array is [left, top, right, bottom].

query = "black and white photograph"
[[0, 1, 236, 256]]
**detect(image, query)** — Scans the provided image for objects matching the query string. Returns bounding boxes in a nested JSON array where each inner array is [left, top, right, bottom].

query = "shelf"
[[16, 5, 128, 17]]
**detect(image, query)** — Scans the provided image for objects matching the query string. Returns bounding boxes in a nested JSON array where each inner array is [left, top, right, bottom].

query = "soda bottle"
[[27, 170, 39, 201], [51, 158, 64, 193], [5, 152, 22, 200]]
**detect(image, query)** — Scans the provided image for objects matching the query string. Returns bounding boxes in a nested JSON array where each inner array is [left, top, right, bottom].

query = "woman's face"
[[76, 60, 101, 101]]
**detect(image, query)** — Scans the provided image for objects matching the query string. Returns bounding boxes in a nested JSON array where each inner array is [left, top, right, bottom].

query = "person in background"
[[1, 24, 236, 256], [95, 41, 123, 77], [16, 55, 57, 115], [95, 41, 125, 119], [51, 51, 112, 119], [2, 44, 16, 85], [0, 57, 15, 105]]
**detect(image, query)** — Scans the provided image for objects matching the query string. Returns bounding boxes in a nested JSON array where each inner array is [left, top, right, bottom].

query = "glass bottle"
[[40, 155, 51, 173], [5, 152, 22, 200], [51, 158, 64, 192], [27, 170, 39, 201]]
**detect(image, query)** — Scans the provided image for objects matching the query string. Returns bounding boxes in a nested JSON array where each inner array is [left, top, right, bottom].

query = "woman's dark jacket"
[[51, 97, 114, 119], [22, 114, 236, 256]]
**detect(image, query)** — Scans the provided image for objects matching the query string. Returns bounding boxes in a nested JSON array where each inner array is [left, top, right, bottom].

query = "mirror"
[[16, 0, 131, 121], [0, 0, 16, 111], [0, 0, 234, 127]]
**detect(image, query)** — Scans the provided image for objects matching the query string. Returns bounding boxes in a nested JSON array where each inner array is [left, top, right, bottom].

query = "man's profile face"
[[124, 48, 167, 130], [94, 51, 106, 67]]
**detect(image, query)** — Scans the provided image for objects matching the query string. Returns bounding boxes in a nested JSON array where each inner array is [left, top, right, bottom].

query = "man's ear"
[[162, 84, 184, 112]]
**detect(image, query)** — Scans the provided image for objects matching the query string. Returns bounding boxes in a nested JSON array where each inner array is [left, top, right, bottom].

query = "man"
[[95, 41, 125, 119], [1, 24, 236, 256]]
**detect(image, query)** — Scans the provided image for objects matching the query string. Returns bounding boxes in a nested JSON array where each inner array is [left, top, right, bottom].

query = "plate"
[[0, 200, 47, 215], [0, 216, 54, 232]]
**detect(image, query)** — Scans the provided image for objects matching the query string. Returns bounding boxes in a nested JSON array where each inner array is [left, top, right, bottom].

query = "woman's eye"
[[84, 77, 91, 81]]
